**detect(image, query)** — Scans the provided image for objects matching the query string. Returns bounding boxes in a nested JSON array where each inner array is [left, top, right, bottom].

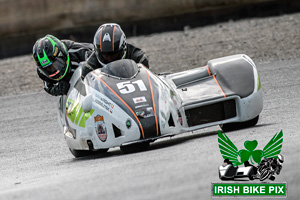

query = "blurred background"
[[0, 0, 299, 59], [0, 2, 300, 199]]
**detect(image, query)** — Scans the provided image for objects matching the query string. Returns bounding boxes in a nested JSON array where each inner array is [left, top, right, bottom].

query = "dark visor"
[[40, 57, 66, 78], [101, 49, 124, 63]]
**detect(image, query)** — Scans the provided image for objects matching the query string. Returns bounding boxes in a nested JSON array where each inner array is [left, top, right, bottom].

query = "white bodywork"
[[57, 54, 263, 151], [219, 165, 253, 179]]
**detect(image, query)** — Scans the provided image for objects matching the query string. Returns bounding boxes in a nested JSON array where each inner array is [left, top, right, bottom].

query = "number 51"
[[116, 80, 147, 94]]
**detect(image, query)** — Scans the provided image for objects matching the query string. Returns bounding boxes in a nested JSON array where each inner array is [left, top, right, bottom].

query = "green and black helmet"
[[33, 35, 70, 81]]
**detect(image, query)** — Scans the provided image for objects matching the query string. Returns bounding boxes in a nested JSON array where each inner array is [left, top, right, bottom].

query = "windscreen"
[[101, 59, 139, 78]]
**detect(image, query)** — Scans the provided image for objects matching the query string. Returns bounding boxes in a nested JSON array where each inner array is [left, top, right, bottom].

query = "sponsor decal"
[[160, 111, 167, 120], [133, 96, 147, 104], [212, 130, 286, 198], [136, 107, 154, 118], [170, 89, 178, 105], [160, 88, 169, 104], [160, 111, 167, 128], [102, 33, 111, 42], [177, 110, 183, 125], [126, 119, 131, 129], [41, 59, 49, 65], [94, 115, 107, 142], [101, 97, 114, 109], [95, 97, 114, 114], [135, 104, 149, 109], [66, 97, 94, 128]]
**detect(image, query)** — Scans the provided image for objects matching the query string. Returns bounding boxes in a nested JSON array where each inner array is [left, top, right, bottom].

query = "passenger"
[[33, 35, 93, 95]]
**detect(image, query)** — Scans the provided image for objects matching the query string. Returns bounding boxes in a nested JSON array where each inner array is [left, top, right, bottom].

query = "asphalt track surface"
[[0, 57, 299, 200], [1, 13, 300, 199]]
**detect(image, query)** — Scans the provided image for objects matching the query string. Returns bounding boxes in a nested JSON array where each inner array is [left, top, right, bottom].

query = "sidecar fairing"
[[57, 54, 263, 156], [219, 164, 255, 180], [162, 54, 263, 132], [58, 59, 183, 154]]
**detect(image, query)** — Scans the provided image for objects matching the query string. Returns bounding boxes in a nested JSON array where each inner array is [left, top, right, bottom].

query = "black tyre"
[[269, 175, 276, 181], [120, 142, 150, 154], [69, 148, 109, 158], [220, 116, 259, 132]]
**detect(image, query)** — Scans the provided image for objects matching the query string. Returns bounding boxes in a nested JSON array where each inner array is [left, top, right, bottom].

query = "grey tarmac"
[[0, 12, 299, 200]]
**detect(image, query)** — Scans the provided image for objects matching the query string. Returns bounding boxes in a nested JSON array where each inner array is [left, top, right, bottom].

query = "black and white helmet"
[[93, 23, 127, 65], [277, 154, 284, 163]]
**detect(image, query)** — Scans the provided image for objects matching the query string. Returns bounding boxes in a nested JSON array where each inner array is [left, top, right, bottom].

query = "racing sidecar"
[[57, 54, 263, 157], [219, 163, 256, 180]]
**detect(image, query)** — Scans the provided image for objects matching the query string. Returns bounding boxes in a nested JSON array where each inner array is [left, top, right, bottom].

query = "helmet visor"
[[40, 57, 66, 80], [100, 49, 124, 64]]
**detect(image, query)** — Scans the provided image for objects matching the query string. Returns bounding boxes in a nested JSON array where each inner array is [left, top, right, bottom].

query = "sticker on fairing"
[[133, 96, 147, 104], [66, 97, 94, 128], [126, 119, 131, 129], [136, 107, 154, 118], [135, 104, 149, 109], [94, 115, 107, 142]]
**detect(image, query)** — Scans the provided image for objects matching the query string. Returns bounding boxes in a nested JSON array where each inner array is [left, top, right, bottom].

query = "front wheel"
[[220, 116, 259, 132], [69, 148, 109, 158]]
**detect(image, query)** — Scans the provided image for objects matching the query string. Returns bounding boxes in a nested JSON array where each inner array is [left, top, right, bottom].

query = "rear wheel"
[[69, 148, 109, 158], [220, 116, 259, 132], [120, 142, 150, 154]]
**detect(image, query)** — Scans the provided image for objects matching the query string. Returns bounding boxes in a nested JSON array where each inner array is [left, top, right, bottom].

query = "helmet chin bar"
[[96, 49, 127, 66], [96, 54, 107, 67]]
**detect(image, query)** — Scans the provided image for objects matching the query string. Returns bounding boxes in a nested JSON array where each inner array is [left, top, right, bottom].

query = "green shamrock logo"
[[238, 140, 263, 164], [218, 130, 283, 166]]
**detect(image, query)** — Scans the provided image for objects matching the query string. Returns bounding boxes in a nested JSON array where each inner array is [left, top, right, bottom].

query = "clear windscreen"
[[101, 59, 139, 79]]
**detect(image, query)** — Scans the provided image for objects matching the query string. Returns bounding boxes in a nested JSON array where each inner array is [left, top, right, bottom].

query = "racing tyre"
[[220, 116, 259, 132], [120, 142, 150, 154], [269, 175, 276, 181], [69, 148, 109, 158]]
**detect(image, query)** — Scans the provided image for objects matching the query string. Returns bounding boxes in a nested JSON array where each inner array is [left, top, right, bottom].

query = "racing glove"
[[138, 54, 150, 69], [58, 81, 70, 95], [43, 80, 69, 96], [44, 82, 60, 96]]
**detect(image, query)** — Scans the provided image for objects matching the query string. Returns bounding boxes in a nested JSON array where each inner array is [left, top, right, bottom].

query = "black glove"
[[58, 81, 70, 95], [44, 82, 60, 96], [81, 63, 94, 79]]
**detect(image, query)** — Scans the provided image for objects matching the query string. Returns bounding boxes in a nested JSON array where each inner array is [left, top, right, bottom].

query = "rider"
[[33, 35, 93, 96], [257, 155, 284, 180], [81, 23, 149, 77]]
